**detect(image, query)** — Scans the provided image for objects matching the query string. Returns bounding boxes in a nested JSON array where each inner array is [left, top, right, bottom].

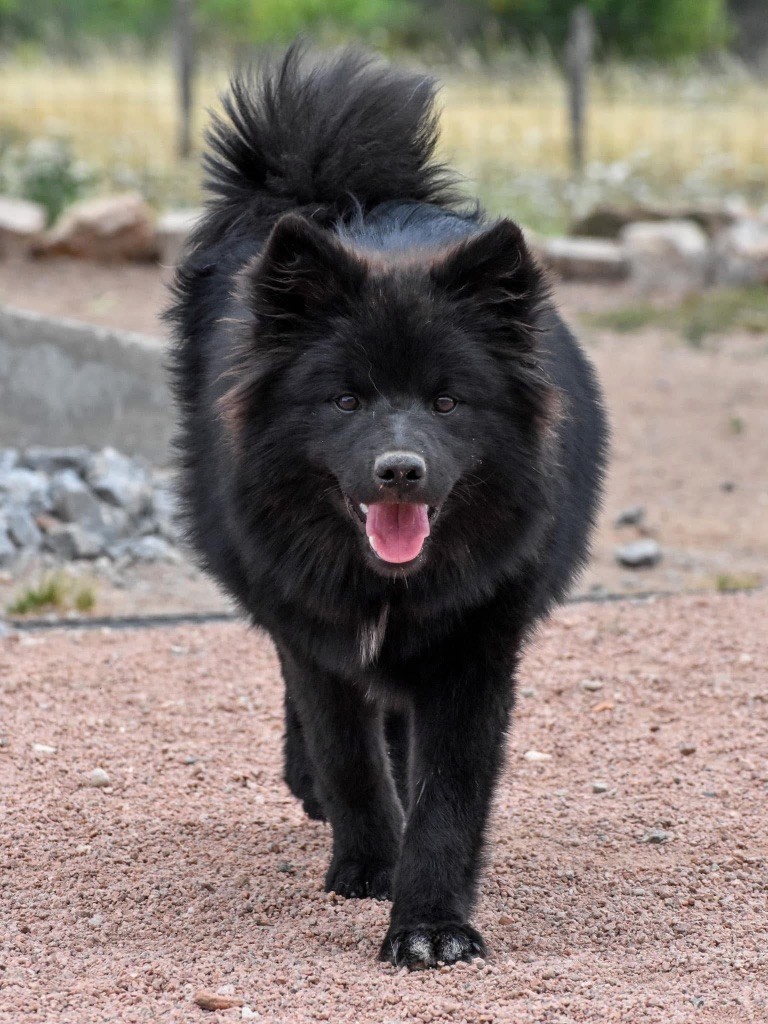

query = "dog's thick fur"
[[167, 44, 608, 969]]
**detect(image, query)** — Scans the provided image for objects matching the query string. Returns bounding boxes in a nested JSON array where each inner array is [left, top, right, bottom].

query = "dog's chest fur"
[[359, 603, 389, 666]]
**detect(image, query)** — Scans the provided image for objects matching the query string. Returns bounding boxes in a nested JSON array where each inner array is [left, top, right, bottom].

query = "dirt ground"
[[1, 590, 766, 1022], [2, 256, 767, 619]]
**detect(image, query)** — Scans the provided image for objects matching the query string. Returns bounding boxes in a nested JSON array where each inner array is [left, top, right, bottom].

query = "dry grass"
[[1, 55, 767, 225]]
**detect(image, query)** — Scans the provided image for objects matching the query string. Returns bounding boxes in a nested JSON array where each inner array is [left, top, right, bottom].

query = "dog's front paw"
[[379, 921, 486, 969], [325, 857, 394, 900]]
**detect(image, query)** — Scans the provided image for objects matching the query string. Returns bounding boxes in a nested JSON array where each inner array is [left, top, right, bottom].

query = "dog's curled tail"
[[200, 42, 462, 240]]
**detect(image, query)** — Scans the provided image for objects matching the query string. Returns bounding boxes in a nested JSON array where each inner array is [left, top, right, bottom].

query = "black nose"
[[374, 451, 427, 488]]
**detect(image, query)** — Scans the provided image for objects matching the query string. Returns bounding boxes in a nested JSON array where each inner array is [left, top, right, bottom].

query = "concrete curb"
[[0, 306, 173, 461]]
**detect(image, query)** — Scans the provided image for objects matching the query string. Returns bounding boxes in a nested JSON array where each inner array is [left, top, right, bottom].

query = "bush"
[[0, 135, 95, 224]]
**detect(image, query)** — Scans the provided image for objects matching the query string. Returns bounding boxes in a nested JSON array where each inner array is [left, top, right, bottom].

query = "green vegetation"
[[0, 0, 732, 60], [713, 572, 761, 592], [7, 573, 97, 615], [0, 131, 95, 224], [585, 287, 768, 343]]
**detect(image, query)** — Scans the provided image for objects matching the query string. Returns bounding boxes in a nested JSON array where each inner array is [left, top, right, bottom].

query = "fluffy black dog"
[[167, 44, 608, 969]]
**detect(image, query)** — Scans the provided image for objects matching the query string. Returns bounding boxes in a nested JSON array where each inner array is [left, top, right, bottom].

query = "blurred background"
[[1, 0, 767, 225], [0, 1, 766, 620]]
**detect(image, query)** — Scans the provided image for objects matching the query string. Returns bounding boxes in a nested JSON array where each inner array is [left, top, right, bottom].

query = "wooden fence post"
[[564, 5, 595, 176], [175, 0, 195, 160]]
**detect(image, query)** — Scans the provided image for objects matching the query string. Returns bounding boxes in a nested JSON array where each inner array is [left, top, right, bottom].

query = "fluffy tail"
[[198, 43, 462, 242]]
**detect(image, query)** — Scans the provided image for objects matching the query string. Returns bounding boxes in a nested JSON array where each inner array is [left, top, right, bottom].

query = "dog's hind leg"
[[283, 692, 326, 821]]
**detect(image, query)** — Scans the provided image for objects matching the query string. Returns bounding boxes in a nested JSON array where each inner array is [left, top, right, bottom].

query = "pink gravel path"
[[1, 591, 766, 1023]]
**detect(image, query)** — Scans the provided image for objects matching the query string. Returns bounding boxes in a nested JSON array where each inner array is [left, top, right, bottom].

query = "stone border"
[[0, 306, 173, 461]]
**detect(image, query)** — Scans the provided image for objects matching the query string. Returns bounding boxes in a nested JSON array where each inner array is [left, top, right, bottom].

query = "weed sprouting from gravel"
[[8, 572, 97, 615]]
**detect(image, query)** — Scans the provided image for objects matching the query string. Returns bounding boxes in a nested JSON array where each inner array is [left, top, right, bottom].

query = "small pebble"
[[194, 990, 243, 1011], [32, 743, 57, 755], [87, 767, 111, 788], [640, 828, 672, 844], [614, 505, 645, 527], [615, 539, 662, 568], [580, 678, 603, 692], [523, 750, 552, 762], [592, 781, 610, 794], [680, 744, 696, 756]]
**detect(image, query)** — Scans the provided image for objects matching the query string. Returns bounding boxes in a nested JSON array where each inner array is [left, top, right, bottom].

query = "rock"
[[621, 220, 710, 295], [571, 202, 736, 240], [712, 217, 768, 287], [194, 990, 244, 1011], [615, 539, 663, 568], [0, 522, 16, 566], [592, 781, 610, 794], [155, 208, 201, 268], [37, 192, 158, 262], [86, 767, 111, 788], [86, 448, 151, 516], [0, 449, 19, 472], [98, 505, 131, 544], [21, 446, 91, 476], [0, 196, 46, 258], [111, 535, 178, 563], [5, 505, 42, 549], [0, 468, 50, 514], [43, 522, 104, 560], [151, 485, 182, 542], [49, 470, 104, 529], [32, 743, 57, 755], [640, 828, 672, 844], [540, 237, 628, 281], [680, 744, 697, 756], [614, 505, 645, 528], [580, 678, 603, 692], [523, 750, 552, 762]]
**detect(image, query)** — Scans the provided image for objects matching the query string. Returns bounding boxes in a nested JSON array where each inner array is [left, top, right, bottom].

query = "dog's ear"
[[244, 214, 366, 328], [430, 220, 547, 349]]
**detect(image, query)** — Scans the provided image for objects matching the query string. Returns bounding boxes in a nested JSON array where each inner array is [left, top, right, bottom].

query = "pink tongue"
[[365, 503, 430, 564]]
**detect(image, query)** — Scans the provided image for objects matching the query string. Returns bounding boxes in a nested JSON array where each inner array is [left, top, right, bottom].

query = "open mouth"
[[345, 499, 438, 565]]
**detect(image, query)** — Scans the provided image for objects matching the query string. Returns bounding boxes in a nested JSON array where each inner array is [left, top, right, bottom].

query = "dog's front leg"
[[281, 647, 404, 901], [380, 645, 513, 968]]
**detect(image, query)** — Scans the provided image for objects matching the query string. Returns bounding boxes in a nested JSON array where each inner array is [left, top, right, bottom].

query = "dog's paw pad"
[[379, 922, 485, 969], [325, 858, 393, 901]]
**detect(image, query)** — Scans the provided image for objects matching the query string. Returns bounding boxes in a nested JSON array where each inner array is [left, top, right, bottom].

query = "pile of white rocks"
[[0, 446, 183, 570]]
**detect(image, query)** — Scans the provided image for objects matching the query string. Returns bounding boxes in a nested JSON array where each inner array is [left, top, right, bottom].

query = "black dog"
[[167, 44, 608, 969]]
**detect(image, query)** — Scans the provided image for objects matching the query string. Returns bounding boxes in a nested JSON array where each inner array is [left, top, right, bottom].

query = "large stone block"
[[0, 196, 46, 258], [37, 192, 158, 262], [541, 237, 628, 281], [620, 220, 710, 295]]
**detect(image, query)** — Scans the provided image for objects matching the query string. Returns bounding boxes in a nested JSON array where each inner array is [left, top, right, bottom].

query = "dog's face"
[[227, 214, 554, 577]]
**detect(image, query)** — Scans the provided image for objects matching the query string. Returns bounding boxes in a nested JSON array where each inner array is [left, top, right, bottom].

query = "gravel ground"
[[1, 590, 766, 1023]]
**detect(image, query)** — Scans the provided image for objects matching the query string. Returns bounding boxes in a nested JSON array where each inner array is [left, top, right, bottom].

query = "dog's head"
[[223, 213, 557, 577]]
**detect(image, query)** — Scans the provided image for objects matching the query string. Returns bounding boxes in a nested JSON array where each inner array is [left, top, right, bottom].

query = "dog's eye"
[[335, 394, 360, 412], [433, 395, 457, 414]]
